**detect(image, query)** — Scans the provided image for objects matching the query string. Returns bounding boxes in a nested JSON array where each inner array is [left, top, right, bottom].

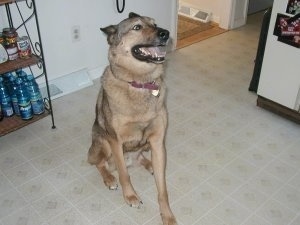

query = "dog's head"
[[100, 12, 169, 64]]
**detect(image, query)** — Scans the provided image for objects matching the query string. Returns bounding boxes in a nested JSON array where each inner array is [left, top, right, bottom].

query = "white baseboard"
[[88, 66, 106, 80], [40, 68, 93, 99]]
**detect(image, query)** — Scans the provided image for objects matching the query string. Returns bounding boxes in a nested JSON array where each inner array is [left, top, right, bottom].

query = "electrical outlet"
[[71, 25, 80, 42]]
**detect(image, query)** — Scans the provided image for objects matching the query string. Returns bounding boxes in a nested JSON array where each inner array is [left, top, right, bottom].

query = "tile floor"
[[1, 12, 300, 225]]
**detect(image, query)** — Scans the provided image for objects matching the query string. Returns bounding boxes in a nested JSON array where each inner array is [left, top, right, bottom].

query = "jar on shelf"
[[2, 28, 18, 46], [6, 43, 19, 60], [17, 36, 31, 58], [0, 32, 4, 45]]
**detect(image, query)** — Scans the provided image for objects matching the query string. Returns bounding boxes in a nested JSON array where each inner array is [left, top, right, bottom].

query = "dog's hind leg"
[[89, 142, 118, 190], [137, 152, 153, 175], [88, 121, 118, 190], [96, 151, 118, 190]]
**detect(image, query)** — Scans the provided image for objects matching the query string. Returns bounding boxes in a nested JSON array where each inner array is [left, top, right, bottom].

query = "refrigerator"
[[257, 0, 300, 121]]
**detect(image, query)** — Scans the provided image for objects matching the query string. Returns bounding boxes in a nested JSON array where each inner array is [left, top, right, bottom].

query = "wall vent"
[[178, 1, 211, 23]]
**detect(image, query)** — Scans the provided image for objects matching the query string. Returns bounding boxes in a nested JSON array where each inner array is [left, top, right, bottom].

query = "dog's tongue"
[[140, 46, 166, 58]]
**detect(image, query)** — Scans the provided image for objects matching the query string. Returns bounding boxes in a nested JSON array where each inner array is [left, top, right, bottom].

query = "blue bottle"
[[9, 76, 20, 116], [16, 69, 28, 87], [26, 74, 45, 115], [15, 78, 33, 120], [2, 72, 14, 93], [0, 77, 14, 117]]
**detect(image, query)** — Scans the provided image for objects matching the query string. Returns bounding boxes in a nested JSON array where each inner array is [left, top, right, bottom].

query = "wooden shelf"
[[0, 111, 49, 136], [0, 55, 40, 74], [0, 0, 19, 6], [1, 0, 56, 135]]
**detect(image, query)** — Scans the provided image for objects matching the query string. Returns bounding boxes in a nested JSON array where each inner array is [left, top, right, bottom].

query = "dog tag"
[[151, 89, 160, 97]]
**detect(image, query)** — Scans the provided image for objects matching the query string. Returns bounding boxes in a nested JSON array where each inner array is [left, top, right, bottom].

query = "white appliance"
[[257, 0, 300, 119]]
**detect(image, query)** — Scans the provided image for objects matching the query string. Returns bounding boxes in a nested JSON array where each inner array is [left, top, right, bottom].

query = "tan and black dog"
[[88, 12, 177, 225]]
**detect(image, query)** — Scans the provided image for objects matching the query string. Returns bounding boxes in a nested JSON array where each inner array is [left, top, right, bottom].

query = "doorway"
[[175, 0, 249, 48], [248, 0, 274, 14]]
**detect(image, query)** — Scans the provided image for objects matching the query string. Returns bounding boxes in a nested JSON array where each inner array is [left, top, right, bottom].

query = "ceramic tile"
[[288, 172, 300, 189], [143, 182, 182, 206], [83, 170, 130, 208], [51, 140, 86, 162], [0, 138, 16, 154], [17, 176, 55, 202], [75, 191, 116, 224], [207, 170, 243, 195], [278, 141, 300, 170], [263, 158, 298, 183], [172, 194, 208, 225], [0, 172, 14, 195], [67, 154, 92, 176], [96, 209, 138, 225], [17, 139, 51, 161], [3, 162, 40, 187], [247, 171, 284, 196], [224, 157, 258, 182], [241, 214, 272, 225], [0, 149, 27, 172], [201, 145, 236, 166], [193, 212, 227, 225], [31, 191, 72, 221], [167, 167, 204, 193], [38, 128, 73, 149], [290, 215, 300, 225], [47, 208, 91, 225], [256, 199, 297, 225], [58, 178, 97, 205], [211, 198, 251, 225], [273, 184, 300, 213], [2, 127, 39, 149], [30, 151, 64, 174], [120, 195, 158, 225], [44, 164, 80, 189], [230, 183, 268, 211], [240, 146, 275, 168], [1, 206, 44, 225], [0, 189, 27, 218]]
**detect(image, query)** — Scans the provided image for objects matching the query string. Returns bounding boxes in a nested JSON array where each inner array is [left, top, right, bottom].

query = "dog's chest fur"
[[97, 67, 167, 151]]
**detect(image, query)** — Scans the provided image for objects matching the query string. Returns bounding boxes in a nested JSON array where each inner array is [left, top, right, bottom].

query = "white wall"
[[1, 0, 177, 81]]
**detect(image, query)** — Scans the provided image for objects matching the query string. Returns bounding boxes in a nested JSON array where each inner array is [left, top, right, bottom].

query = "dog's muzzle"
[[132, 28, 170, 64]]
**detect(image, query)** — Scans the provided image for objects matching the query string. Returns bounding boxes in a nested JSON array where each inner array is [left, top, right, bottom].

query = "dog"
[[87, 12, 177, 225]]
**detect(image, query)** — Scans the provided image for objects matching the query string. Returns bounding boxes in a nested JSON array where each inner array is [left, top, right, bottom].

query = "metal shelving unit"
[[0, 0, 55, 136]]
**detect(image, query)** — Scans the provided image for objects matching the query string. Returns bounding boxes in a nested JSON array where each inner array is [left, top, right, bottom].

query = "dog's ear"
[[129, 12, 140, 18], [100, 25, 118, 45]]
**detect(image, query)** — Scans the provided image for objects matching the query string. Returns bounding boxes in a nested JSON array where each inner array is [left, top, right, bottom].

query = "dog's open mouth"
[[132, 45, 167, 63]]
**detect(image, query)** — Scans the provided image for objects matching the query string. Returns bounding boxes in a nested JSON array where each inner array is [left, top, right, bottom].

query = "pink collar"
[[128, 81, 159, 90]]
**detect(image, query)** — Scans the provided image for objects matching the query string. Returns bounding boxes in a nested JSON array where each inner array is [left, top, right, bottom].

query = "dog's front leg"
[[150, 138, 177, 225], [110, 139, 142, 208]]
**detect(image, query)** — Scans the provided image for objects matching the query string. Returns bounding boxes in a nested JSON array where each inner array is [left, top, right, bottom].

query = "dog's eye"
[[154, 24, 157, 28], [133, 24, 142, 30]]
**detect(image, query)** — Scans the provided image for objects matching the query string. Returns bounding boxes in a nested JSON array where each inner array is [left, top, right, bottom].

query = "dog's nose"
[[157, 28, 169, 41]]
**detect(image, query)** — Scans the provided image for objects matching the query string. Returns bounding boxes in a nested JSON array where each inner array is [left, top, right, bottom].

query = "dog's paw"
[[161, 214, 178, 225], [104, 174, 118, 190], [125, 195, 143, 208], [163, 217, 177, 225]]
